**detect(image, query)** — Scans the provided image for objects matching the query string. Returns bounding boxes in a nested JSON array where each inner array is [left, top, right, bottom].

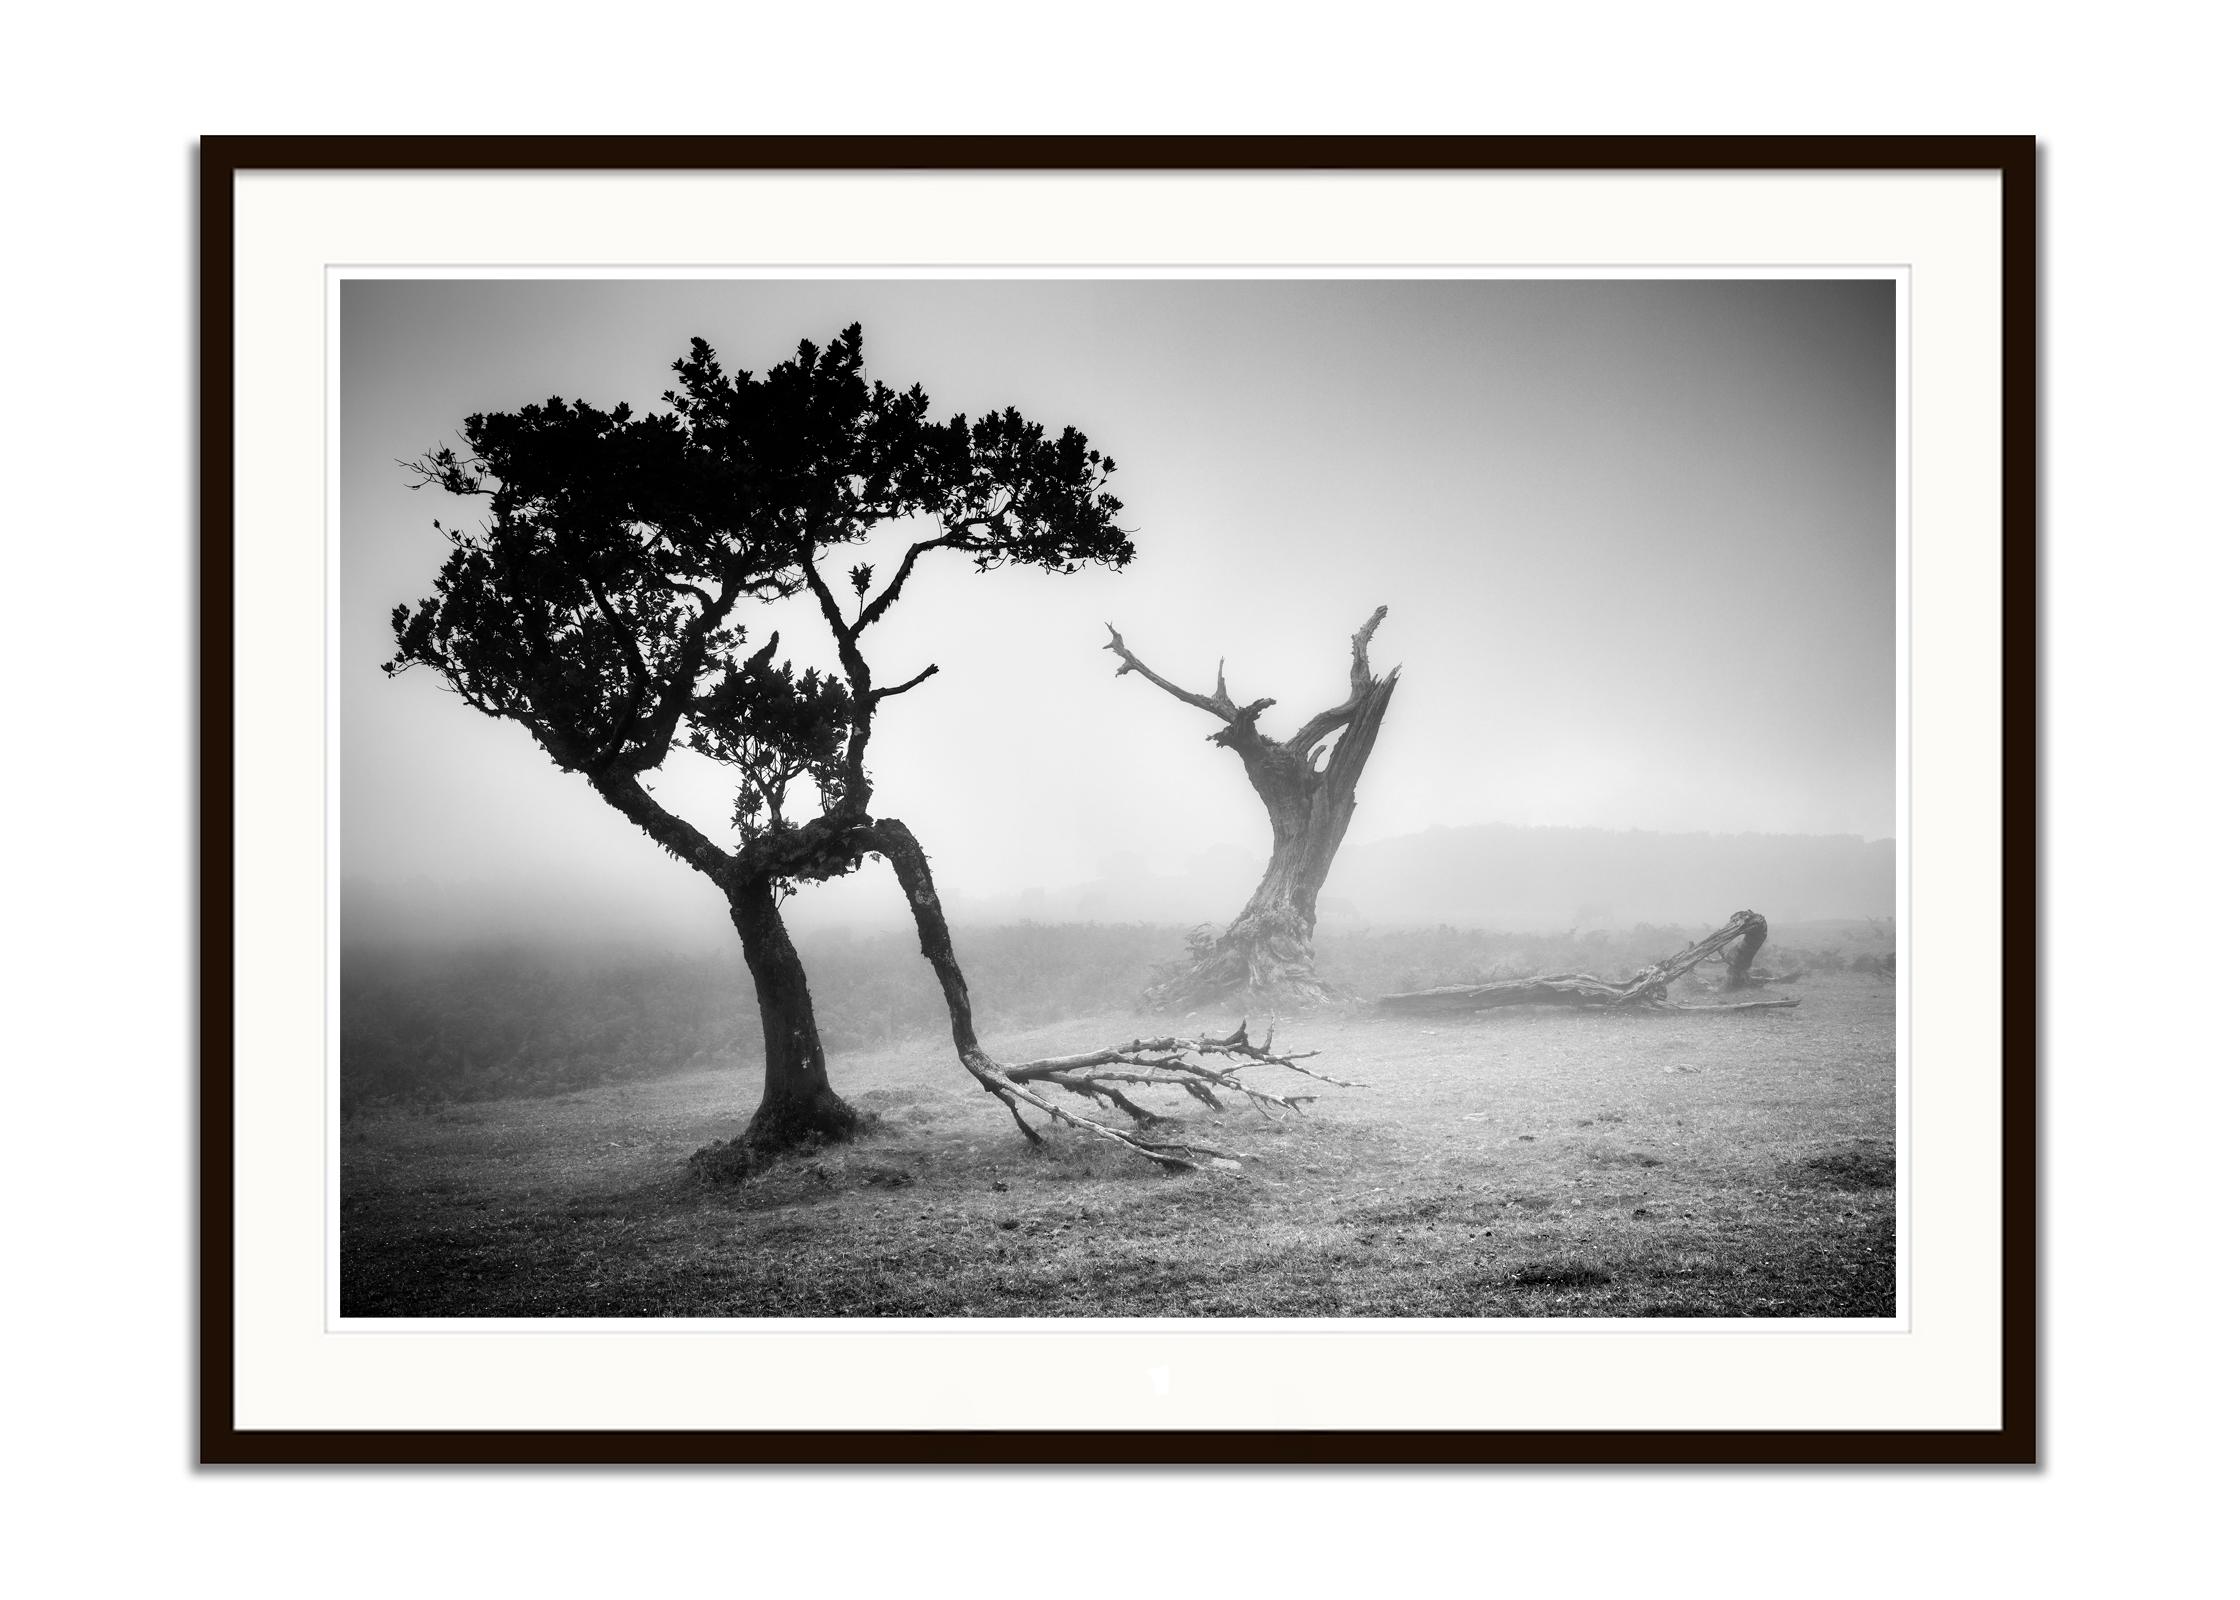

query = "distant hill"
[[1320, 822, 1895, 930]]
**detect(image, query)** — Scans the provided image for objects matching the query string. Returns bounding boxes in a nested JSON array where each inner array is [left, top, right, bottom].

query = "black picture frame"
[[200, 134, 2037, 1466]]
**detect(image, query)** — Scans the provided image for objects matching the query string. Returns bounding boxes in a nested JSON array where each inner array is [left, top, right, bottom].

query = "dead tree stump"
[[1106, 607, 1398, 1010]]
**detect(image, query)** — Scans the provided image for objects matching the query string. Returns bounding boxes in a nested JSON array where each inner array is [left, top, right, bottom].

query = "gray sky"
[[341, 277, 1895, 937]]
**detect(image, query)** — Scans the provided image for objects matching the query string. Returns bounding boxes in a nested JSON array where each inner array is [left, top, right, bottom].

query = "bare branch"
[[793, 538, 882, 811], [996, 1020, 1363, 1127], [1284, 605, 1392, 756], [852, 537, 945, 636], [871, 663, 940, 702], [1103, 624, 1240, 721], [796, 535, 860, 659], [848, 499, 1016, 639], [1346, 604, 1388, 694], [956, 1051, 1250, 1171], [590, 771, 735, 879]]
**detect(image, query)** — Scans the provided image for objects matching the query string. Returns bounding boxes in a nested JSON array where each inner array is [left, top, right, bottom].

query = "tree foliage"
[[386, 324, 1132, 883]]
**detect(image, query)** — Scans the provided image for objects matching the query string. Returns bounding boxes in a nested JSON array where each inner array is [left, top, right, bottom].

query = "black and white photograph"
[[339, 273, 1901, 1321], [32, 0, 2240, 1564]]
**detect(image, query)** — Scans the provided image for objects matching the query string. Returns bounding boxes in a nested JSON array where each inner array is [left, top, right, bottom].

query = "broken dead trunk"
[[1722, 912, 1768, 988], [1107, 607, 1398, 1009], [1376, 910, 1798, 1015]]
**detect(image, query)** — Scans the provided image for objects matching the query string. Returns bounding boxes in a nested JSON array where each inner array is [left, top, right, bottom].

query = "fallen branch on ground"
[[1375, 910, 1801, 1016], [873, 817, 1352, 1173], [1002, 1019, 1361, 1124], [943, 1021, 1350, 1173]]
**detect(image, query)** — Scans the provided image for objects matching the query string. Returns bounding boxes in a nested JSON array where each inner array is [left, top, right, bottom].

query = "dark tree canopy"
[[385, 325, 1132, 1152], [387, 324, 1132, 885]]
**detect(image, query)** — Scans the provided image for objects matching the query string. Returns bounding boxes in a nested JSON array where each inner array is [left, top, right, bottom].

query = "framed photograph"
[[202, 136, 2035, 1464]]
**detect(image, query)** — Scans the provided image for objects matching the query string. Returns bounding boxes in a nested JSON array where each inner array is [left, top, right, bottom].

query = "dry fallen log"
[[1376, 910, 1800, 1016]]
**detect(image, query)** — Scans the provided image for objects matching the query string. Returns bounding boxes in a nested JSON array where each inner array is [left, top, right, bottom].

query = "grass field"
[[341, 965, 1896, 1318]]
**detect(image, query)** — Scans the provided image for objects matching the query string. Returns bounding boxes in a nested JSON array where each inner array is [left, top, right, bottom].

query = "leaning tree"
[[1105, 607, 1398, 1006], [385, 326, 1134, 1152], [388, 326, 1340, 1172]]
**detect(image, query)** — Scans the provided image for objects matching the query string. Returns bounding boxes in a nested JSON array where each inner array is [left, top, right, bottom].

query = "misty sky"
[[340, 277, 1895, 936]]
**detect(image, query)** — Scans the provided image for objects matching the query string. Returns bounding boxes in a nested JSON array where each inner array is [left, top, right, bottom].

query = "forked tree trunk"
[[727, 878, 860, 1149], [1209, 669, 1399, 998], [1106, 608, 1398, 1008]]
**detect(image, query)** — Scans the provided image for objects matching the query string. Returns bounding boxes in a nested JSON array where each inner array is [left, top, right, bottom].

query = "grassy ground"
[[341, 966, 1896, 1318]]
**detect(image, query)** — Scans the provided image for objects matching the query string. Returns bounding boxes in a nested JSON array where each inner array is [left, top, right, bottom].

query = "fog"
[[341, 277, 1895, 948]]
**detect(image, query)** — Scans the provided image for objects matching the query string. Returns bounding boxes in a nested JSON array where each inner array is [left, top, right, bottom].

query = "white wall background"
[[3, 4, 2225, 1595]]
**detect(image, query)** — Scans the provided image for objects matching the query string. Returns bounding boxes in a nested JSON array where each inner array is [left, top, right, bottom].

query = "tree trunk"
[[867, 819, 1067, 1146], [1197, 666, 1399, 1000], [727, 878, 859, 1149], [1109, 608, 1399, 1009], [865, 821, 993, 1070]]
